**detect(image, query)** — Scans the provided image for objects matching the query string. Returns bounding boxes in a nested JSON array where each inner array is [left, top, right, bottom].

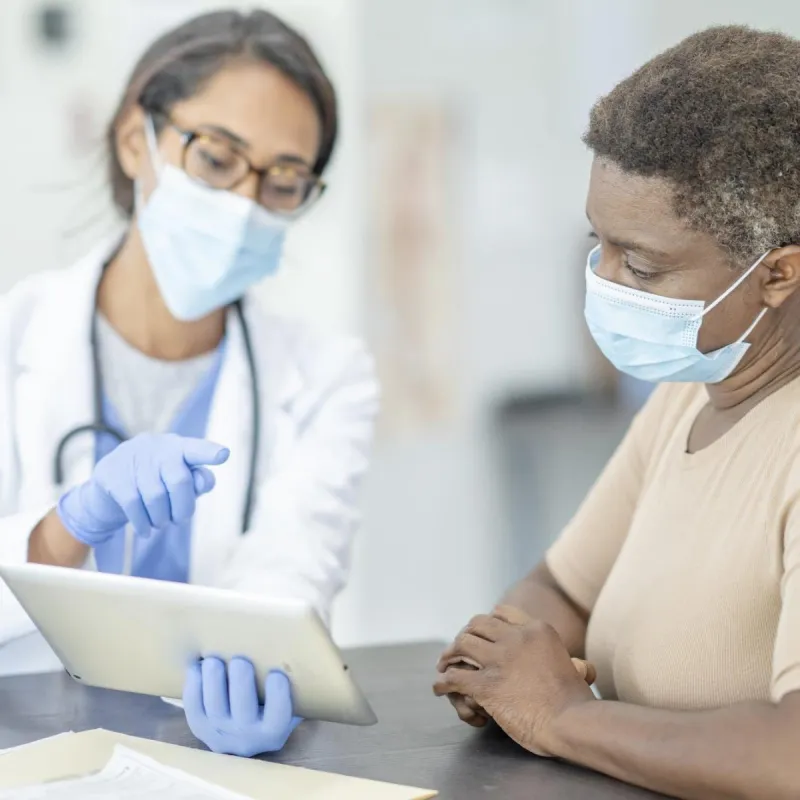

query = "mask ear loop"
[[143, 115, 164, 173], [134, 116, 164, 212], [696, 250, 771, 319], [695, 250, 772, 343], [735, 306, 770, 343]]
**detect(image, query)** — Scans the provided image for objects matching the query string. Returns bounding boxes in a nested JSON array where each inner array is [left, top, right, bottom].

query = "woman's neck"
[[97, 226, 225, 361], [706, 298, 800, 412]]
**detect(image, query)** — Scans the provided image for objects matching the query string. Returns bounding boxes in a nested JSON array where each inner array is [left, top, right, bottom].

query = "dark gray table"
[[0, 642, 668, 799]]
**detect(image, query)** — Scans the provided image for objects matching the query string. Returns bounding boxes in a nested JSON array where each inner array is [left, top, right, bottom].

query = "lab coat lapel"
[[192, 301, 302, 585], [14, 242, 114, 510]]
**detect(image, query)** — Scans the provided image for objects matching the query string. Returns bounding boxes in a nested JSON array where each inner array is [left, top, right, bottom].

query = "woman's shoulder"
[[0, 269, 64, 340], [623, 382, 705, 455], [641, 378, 800, 453], [637, 382, 706, 423], [0, 239, 112, 335]]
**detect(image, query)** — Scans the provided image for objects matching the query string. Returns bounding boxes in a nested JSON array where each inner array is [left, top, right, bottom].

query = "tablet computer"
[[0, 563, 377, 726]]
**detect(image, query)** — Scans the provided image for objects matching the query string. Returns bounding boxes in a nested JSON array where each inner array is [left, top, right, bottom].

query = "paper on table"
[[0, 746, 250, 800], [0, 729, 437, 799], [161, 696, 183, 708]]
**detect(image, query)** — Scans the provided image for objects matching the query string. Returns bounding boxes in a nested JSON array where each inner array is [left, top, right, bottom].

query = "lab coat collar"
[[190, 297, 304, 582], [16, 236, 114, 371], [14, 234, 305, 517], [14, 237, 117, 506], [247, 302, 303, 411]]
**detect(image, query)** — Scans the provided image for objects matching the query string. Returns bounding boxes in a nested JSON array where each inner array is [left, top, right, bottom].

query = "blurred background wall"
[[0, 0, 798, 646]]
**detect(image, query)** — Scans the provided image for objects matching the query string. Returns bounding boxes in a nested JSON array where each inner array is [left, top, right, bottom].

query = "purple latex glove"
[[57, 433, 229, 545], [183, 657, 302, 757]]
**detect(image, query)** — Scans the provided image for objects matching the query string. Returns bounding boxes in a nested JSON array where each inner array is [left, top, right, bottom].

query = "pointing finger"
[[180, 439, 230, 468]]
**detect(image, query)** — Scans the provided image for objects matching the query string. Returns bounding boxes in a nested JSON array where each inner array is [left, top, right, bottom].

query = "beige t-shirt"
[[546, 378, 800, 709]]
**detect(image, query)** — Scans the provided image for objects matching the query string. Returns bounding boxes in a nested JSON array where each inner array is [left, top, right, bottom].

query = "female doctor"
[[0, 10, 378, 756]]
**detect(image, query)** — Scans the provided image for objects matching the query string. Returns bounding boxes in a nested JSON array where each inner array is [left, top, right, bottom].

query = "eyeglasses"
[[162, 117, 326, 216]]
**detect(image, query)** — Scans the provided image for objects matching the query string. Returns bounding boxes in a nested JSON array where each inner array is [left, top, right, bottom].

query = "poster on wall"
[[366, 104, 461, 440]]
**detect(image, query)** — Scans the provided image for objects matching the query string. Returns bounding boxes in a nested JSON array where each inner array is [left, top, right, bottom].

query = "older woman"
[[434, 25, 800, 800]]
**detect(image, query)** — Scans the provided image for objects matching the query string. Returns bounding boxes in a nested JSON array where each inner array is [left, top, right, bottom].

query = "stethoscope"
[[52, 299, 260, 537]]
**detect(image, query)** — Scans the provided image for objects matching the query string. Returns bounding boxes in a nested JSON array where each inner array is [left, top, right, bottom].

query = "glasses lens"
[[184, 134, 249, 189], [260, 164, 320, 213]]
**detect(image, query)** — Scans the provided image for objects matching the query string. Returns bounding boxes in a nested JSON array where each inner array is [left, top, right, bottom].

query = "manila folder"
[[0, 729, 436, 799]]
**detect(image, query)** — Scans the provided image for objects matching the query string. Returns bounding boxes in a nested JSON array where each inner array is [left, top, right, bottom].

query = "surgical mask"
[[135, 117, 288, 321], [584, 245, 770, 384]]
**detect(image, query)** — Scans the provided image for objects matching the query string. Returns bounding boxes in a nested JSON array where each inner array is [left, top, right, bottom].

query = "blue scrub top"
[[93, 342, 226, 582]]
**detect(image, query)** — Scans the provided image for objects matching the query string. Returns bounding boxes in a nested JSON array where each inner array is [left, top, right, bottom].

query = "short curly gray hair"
[[583, 25, 800, 266]]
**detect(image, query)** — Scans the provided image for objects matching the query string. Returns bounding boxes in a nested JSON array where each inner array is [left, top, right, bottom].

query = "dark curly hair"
[[584, 25, 800, 265]]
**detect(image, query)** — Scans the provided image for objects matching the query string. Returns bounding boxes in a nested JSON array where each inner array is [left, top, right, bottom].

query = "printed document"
[[0, 746, 250, 800]]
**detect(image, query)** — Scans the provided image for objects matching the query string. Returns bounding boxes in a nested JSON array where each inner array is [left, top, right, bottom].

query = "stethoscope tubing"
[[52, 299, 259, 541]]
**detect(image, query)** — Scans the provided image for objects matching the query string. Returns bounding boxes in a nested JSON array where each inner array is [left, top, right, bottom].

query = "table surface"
[[0, 642, 669, 800]]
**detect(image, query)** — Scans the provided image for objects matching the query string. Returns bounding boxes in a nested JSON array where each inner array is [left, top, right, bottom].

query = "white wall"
[[647, 0, 800, 47], [338, 0, 593, 647], [0, 0, 121, 288]]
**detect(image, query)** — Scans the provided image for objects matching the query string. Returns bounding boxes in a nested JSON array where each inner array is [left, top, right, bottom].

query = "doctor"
[[0, 9, 378, 756]]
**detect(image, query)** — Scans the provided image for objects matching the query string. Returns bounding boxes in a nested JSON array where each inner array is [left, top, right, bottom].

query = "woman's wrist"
[[538, 692, 599, 760], [28, 508, 90, 568]]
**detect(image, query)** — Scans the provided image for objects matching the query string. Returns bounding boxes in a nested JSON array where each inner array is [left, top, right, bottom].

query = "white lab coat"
[[0, 239, 379, 647]]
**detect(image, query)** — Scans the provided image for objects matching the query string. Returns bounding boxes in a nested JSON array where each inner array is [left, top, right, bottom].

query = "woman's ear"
[[114, 105, 148, 182], [761, 245, 800, 309]]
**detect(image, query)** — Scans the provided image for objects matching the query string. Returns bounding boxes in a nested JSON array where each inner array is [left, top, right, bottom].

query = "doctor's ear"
[[114, 105, 149, 183], [760, 245, 800, 309]]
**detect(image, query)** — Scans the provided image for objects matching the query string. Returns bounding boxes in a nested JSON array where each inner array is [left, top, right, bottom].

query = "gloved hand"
[[57, 433, 230, 546], [183, 657, 302, 757]]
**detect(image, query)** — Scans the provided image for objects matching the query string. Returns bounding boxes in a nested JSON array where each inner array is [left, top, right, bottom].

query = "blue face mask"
[[136, 117, 288, 322], [584, 245, 770, 384]]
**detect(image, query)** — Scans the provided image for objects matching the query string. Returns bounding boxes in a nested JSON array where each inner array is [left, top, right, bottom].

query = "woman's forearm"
[[500, 562, 589, 657], [28, 509, 90, 568], [546, 693, 800, 800]]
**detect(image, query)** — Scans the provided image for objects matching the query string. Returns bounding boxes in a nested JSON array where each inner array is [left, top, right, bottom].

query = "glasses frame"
[[158, 114, 327, 216]]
